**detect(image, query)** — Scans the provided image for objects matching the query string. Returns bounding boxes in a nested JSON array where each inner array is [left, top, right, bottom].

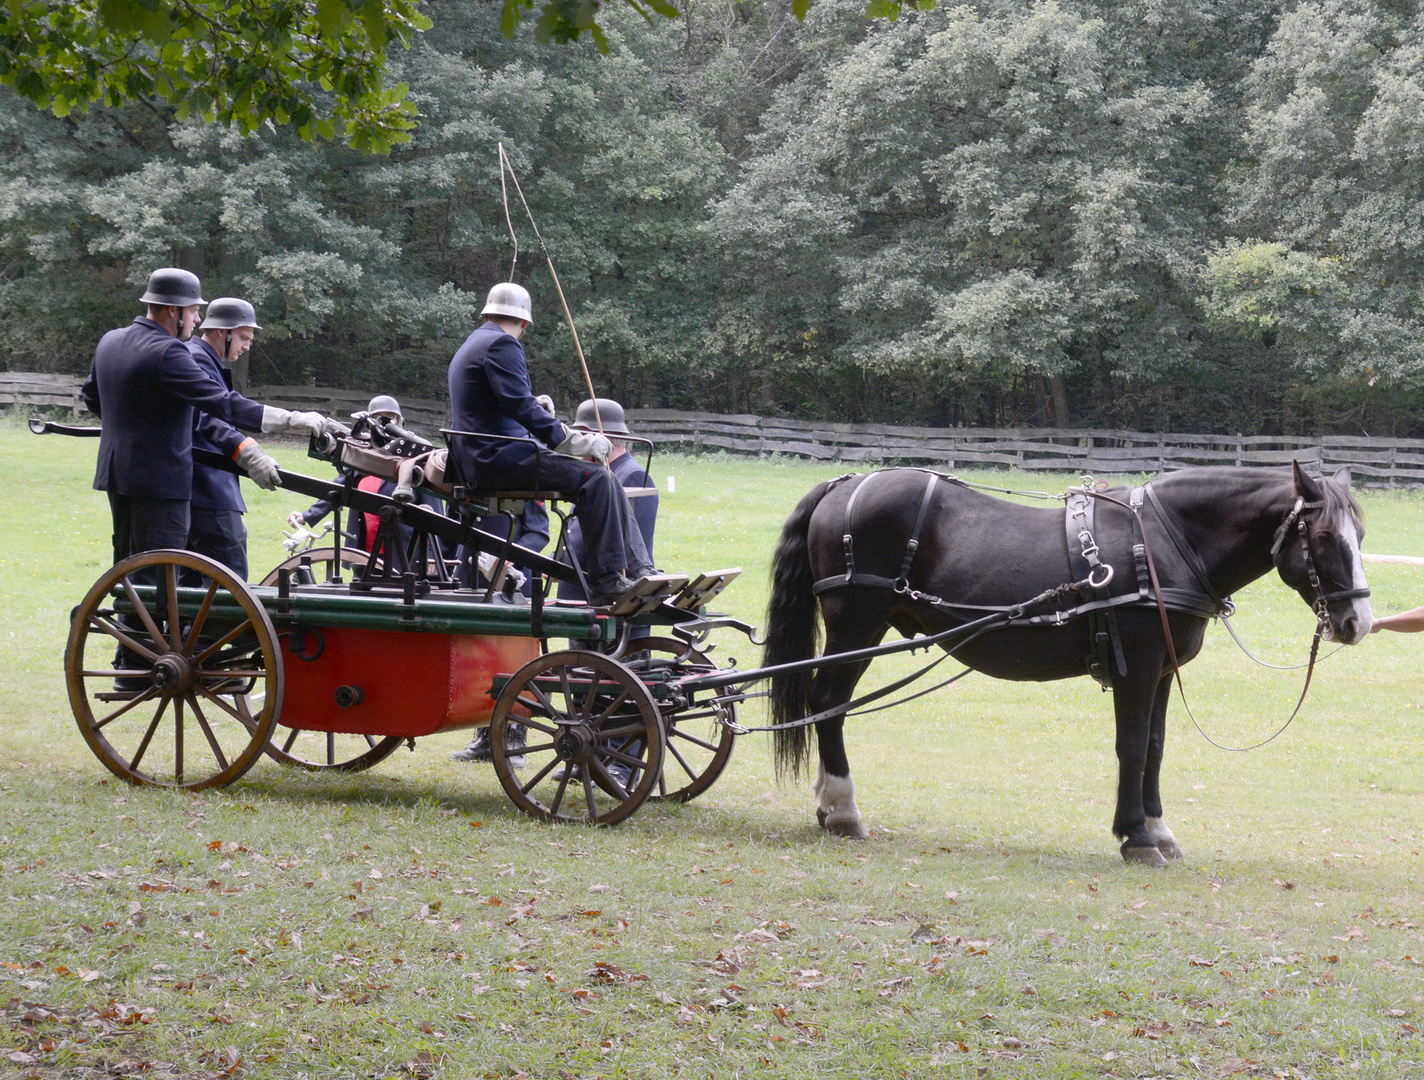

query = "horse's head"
[[1271, 463, 1372, 645]]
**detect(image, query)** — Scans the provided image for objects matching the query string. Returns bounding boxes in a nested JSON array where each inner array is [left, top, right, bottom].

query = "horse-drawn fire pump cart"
[[40, 414, 754, 826], [37, 411, 1375, 860]]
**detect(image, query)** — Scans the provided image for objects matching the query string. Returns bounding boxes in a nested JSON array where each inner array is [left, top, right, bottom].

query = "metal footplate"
[[606, 574, 691, 616]]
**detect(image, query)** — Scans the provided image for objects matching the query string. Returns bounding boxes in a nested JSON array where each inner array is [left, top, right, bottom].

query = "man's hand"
[[234, 439, 281, 490], [535, 394, 556, 416], [555, 430, 612, 464], [287, 510, 308, 530]]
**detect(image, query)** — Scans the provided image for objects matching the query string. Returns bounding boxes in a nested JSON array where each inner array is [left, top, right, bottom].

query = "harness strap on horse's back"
[[815, 471, 940, 596]]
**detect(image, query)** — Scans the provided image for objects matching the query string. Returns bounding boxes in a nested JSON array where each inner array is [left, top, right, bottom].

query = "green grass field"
[[5, 414, 1424, 1078]]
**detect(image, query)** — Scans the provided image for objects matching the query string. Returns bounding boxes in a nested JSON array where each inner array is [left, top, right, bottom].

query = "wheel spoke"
[[90, 615, 159, 663], [187, 694, 229, 772], [524, 686, 561, 723], [127, 696, 169, 774], [665, 739, 700, 782], [81, 669, 151, 678], [326, 732, 335, 766], [668, 727, 721, 753], [522, 740, 557, 755], [590, 757, 629, 800], [165, 564, 182, 652], [580, 769, 601, 822], [193, 685, 248, 724], [93, 686, 160, 731], [595, 721, 649, 741], [183, 580, 220, 656], [590, 688, 632, 729], [174, 695, 184, 783], [558, 667, 575, 718], [548, 770, 572, 816], [193, 618, 254, 665], [519, 757, 559, 795], [119, 576, 167, 654], [580, 670, 604, 722], [281, 726, 300, 753]]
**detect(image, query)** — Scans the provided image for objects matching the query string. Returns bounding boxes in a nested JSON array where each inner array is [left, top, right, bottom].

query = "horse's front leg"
[[1112, 658, 1168, 868], [1142, 674, 1185, 859], [809, 657, 873, 839]]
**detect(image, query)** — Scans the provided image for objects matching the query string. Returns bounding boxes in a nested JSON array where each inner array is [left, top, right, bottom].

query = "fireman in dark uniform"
[[445, 282, 653, 607], [82, 268, 344, 682], [187, 297, 268, 580]]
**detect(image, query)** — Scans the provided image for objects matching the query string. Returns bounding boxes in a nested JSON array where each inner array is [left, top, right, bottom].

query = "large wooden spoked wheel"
[[622, 637, 737, 803], [65, 549, 281, 790], [259, 547, 369, 587], [489, 651, 665, 826]]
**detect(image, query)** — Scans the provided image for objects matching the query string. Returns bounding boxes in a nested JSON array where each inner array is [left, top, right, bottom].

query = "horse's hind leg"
[[1142, 675, 1184, 859], [809, 655, 876, 840]]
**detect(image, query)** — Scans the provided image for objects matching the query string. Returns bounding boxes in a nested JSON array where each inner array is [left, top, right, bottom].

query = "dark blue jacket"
[[188, 339, 248, 513], [447, 320, 566, 482], [82, 317, 266, 499]]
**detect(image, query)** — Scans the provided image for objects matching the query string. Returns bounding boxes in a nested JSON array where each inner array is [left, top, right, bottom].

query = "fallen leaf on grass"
[[744, 929, 779, 945], [1188, 956, 1216, 967], [350, 907, 373, 922]]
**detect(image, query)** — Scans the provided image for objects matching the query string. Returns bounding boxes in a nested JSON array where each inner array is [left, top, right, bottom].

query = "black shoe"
[[504, 723, 528, 770], [587, 573, 635, 608], [449, 727, 493, 763], [112, 676, 150, 694]]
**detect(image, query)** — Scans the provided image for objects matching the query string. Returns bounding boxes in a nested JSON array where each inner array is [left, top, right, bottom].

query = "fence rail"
[[7, 373, 1424, 483]]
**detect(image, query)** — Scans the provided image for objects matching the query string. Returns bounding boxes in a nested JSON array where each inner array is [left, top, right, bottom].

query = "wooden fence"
[[8, 373, 1424, 483]]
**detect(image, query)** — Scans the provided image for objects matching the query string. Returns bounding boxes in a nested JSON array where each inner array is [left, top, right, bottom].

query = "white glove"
[[287, 510, 307, 529], [555, 429, 612, 464], [535, 394, 555, 416], [262, 406, 346, 437], [234, 439, 281, 490]]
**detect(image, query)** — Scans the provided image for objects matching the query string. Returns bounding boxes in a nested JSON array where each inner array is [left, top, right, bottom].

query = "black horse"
[[765, 463, 1371, 864]]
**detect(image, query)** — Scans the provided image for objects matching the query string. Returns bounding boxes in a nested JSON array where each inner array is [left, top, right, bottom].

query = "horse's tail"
[[765, 479, 834, 782]]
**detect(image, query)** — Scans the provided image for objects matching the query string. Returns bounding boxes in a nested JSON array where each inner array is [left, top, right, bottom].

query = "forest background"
[[4, 0, 1424, 436]]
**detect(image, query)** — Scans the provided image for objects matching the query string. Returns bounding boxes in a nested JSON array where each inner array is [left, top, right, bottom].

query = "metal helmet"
[[367, 394, 403, 421], [571, 398, 630, 436], [481, 282, 532, 323], [139, 267, 206, 307], [199, 297, 262, 331]]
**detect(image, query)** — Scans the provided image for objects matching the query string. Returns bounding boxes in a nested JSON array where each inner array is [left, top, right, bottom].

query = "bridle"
[[1271, 496, 1372, 629], [1145, 488, 1369, 752]]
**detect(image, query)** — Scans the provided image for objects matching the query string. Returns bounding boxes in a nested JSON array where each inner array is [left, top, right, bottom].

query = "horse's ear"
[[1292, 459, 1323, 501], [1332, 464, 1353, 490]]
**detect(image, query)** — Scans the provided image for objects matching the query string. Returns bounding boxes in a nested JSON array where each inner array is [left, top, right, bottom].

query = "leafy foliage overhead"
[[0, 0, 432, 151]]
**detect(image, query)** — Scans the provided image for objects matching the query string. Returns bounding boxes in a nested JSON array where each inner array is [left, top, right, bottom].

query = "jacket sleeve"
[[156, 340, 266, 430], [483, 336, 567, 449], [81, 362, 101, 418]]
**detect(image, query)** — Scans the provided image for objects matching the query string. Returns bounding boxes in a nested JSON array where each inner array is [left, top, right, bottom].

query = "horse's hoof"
[[824, 818, 870, 840], [1121, 843, 1167, 868], [1156, 838, 1185, 860], [816, 809, 828, 828]]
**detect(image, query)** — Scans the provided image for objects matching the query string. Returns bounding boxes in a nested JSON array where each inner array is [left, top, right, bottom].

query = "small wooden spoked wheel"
[[261, 726, 404, 772], [489, 651, 665, 826], [621, 637, 737, 803], [259, 547, 369, 587], [65, 549, 282, 790]]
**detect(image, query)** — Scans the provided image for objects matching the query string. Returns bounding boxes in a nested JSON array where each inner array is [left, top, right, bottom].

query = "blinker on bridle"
[[1269, 495, 1371, 624]]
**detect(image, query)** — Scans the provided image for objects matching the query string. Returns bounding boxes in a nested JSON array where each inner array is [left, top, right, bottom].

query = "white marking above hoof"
[[815, 767, 866, 839], [1146, 816, 1185, 860]]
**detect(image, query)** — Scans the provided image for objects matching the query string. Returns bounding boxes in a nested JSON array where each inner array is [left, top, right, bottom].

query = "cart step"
[[606, 574, 690, 616]]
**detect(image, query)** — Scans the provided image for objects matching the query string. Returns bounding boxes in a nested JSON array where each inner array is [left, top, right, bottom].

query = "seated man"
[[555, 398, 658, 606], [446, 283, 653, 607]]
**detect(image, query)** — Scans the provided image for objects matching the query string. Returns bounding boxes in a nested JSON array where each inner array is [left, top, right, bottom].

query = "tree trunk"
[[1049, 374, 1070, 428]]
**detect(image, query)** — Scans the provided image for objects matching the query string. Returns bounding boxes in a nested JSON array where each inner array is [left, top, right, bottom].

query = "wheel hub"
[[555, 725, 592, 762], [149, 653, 192, 694]]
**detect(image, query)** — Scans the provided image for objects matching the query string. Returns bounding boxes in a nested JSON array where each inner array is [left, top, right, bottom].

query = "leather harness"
[[811, 470, 1246, 689]]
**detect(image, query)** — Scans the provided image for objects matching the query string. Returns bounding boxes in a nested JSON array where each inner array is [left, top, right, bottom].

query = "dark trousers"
[[478, 453, 650, 582], [187, 507, 249, 581], [108, 493, 190, 671]]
